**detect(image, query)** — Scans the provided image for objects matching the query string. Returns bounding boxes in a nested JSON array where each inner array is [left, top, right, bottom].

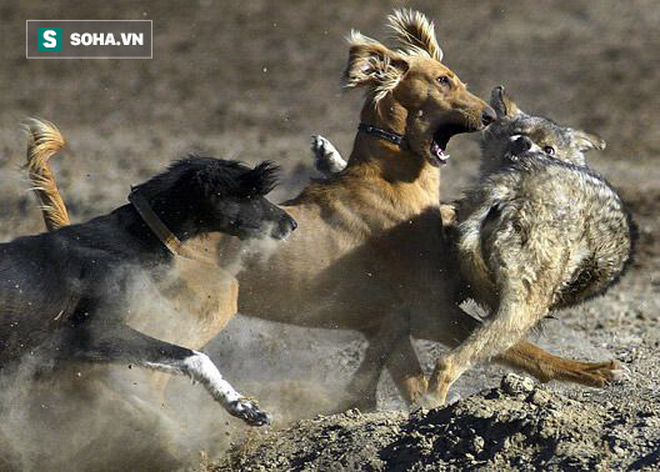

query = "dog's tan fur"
[[21, 10, 621, 411], [24, 119, 70, 231]]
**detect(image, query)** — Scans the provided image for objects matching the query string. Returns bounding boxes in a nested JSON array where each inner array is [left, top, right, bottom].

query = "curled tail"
[[23, 118, 70, 231]]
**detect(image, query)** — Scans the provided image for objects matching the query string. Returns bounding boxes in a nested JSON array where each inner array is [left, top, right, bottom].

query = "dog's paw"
[[310, 135, 346, 174], [590, 359, 630, 385], [611, 361, 631, 382], [228, 398, 271, 427], [566, 359, 628, 387], [310, 134, 335, 159]]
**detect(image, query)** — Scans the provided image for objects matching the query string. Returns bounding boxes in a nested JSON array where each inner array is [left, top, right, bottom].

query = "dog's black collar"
[[128, 188, 216, 265], [358, 123, 404, 146]]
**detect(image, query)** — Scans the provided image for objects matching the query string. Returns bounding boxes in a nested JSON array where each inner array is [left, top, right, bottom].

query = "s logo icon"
[[37, 28, 63, 51]]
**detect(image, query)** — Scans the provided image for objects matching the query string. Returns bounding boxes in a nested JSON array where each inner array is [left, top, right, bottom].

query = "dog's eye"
[[436, 76, 451, 87], [543, 146, 556, 156]]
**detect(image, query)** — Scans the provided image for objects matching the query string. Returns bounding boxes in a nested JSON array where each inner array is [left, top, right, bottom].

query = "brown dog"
[[21, 10, 616, 411]]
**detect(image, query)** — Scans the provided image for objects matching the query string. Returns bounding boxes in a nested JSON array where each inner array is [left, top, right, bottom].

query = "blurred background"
[[2, 1, 658, 226], [0, 0, 659, 461]]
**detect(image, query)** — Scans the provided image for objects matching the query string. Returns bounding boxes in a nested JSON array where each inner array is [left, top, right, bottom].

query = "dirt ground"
[[0, 1, 659, 471]]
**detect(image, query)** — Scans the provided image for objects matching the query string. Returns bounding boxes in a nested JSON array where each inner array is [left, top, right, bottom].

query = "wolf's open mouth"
[[430, 124, 468, 166]]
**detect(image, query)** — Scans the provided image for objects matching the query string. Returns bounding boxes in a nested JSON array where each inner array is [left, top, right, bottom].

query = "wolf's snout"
[[481, 107, 497, 127], [509, 135, 533, 155]]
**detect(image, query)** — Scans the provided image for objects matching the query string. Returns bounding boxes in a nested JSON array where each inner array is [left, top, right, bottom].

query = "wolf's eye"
[[436, 76, 451, 87], [543, 146, 556, 156]]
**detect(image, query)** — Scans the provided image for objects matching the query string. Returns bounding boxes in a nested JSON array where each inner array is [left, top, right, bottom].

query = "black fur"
[[0, 155, 296, 368]]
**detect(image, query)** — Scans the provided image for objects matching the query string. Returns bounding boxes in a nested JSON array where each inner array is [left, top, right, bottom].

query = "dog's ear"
[[343, 30, 409, 102], [572, 130, 606, 152], [490, 86, 522, 119], [187, 159, 243, 200], [387, 9, 443, 62], [240, 161, 280, 196]]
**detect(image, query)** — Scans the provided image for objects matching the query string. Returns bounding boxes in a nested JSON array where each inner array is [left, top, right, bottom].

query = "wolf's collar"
[[358, 123, 404, 146], [129, 188, 216, 265]]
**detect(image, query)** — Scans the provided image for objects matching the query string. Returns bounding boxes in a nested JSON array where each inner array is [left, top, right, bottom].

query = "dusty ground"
[[212, 374, 660, 471], [0, 1, 659, 471]]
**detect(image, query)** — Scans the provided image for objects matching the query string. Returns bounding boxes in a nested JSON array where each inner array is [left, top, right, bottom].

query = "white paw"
[[310, 135, 346, 174], [228, 397, 271, 427]]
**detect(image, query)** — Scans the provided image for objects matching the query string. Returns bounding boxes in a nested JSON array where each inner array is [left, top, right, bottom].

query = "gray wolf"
[[1, 124, 296, 425], [428, 87, 635, 404]]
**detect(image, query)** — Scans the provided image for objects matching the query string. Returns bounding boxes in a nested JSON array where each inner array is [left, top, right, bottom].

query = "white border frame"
[[26, 20, 153, 59]]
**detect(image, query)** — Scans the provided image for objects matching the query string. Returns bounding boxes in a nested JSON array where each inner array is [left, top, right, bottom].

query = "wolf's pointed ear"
[[343, 30, 409, 102], [572, 130, 606, 152], [387, 9, 443, 62], [490, 86, 522, 119]]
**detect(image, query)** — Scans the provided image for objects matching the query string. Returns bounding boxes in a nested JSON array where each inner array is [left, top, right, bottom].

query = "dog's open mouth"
[[429, 124, 468, 167]]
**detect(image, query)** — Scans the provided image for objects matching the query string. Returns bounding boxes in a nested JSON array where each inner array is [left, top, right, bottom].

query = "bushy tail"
[[23, 118, 71, 231]]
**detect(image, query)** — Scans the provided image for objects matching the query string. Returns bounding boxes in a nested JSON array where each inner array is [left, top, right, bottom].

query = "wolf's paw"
[[426, 357, 459, 408], [228, 398, 271, 426], [310, 134, 336, 159], [310, 135, 346, 174], [415, 392, 443, 410]]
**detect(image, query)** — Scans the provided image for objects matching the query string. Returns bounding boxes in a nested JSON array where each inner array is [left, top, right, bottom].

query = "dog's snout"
[[271, 213, 297, 239], [481, 107, 497, 127], [509, 135, 533, 155], [287, 216, 298, 232]]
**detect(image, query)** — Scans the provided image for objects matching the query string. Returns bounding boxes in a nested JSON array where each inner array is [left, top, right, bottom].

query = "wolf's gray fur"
[[427, 87, 635, 403]]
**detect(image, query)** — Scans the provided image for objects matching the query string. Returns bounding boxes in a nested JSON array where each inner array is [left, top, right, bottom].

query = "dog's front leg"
[[64, 323, 270, 426]]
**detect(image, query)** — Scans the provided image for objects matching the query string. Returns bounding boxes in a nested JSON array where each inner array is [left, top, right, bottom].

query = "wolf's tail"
[[23, 118, 71, 231]]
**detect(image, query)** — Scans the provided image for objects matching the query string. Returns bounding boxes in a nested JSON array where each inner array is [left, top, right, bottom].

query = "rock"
[[501, 373, 535, 396], [529, 389, 551, 406], [471, 435, 485, 454]]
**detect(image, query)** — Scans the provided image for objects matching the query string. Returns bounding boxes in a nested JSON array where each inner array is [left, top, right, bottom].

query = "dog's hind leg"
[[409, 303, 621, 393], [384, 335, 427, 406], [64, 324, 270, 426], [336, 314, 412, 412], [499, 340, 624, 387]]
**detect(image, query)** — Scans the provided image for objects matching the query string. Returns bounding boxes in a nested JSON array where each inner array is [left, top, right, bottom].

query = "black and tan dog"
[[0, 130, 296, 426]]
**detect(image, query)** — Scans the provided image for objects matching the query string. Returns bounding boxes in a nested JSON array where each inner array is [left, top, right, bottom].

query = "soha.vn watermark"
[[27, 20, 152, 59]]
